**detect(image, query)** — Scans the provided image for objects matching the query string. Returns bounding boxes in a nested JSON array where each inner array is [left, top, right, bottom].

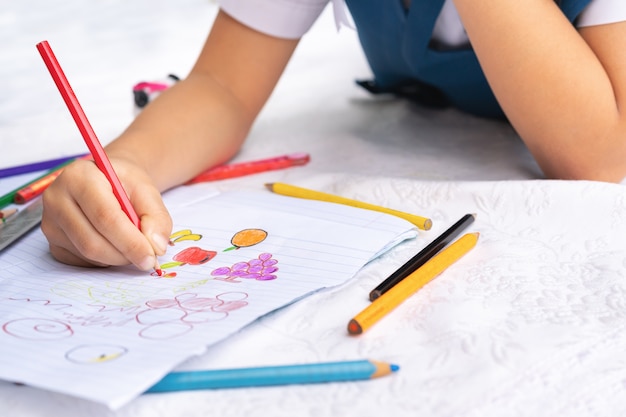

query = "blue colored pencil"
[[0, 153, 86, 179], [145, 359, 399, 393]]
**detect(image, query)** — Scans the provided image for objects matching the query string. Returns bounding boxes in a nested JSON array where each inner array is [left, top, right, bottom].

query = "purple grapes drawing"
[[211, 253, 279, 283]]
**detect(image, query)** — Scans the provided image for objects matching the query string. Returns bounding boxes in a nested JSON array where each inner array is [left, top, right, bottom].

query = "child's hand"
[[41, 158, 172, 270]]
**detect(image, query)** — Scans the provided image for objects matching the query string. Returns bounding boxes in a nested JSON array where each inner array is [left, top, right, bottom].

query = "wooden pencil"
[[348, 232, 479, 335], [369, 213, 476, 300], [265, 182, 432, 230]]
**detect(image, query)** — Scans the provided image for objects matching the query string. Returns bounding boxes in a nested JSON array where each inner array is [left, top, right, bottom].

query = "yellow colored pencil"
[[347, 232, 479, 335], [265, 182, 432, 230]]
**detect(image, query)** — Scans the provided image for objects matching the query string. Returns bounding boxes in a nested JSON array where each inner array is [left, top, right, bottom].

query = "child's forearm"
[[454, 0, 626, 181], [105, 10, 299, 191], [106, 72, 252, 192]]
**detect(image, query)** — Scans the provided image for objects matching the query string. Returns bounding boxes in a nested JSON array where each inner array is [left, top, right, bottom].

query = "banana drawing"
[[169, 229, 192, 239], [169, 229, 202, 243]]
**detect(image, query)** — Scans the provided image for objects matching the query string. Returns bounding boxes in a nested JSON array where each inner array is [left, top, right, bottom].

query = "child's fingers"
[[42, 185, 130, 268], [43, 160, 158, 270], [130, 185, 173, 257], [80, 194, 158, 270], [49, 243, 109, 269]]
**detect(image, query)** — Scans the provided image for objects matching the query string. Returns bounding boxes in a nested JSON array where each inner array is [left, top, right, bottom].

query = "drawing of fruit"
[[224, 228, 268, 251], [169, 229, 202, 244], [160, 246, 217, 269], [211, 253, 278, 283]]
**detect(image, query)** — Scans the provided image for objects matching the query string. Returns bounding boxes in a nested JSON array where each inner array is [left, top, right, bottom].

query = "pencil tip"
[[264, 183, 274, 191], [390, 364, 400, 372], [154, 259, 163, 276], [347, 319, 362, 335]]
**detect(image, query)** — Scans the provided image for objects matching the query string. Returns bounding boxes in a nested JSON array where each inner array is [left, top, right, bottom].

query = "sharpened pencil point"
[[264, 183, 274, 191], [154, 258, 163, 276], [347, 319, 362, 335]]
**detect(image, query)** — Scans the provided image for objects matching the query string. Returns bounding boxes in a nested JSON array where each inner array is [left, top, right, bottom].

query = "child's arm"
[[453, 0, 626, 182], [41, 10, 300, 269], [107, 10, 300, 192]]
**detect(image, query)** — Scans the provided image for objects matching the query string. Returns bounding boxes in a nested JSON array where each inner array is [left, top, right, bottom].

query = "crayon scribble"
[[51, 280, 162, 307], [3, 318, 74, 340], [135, 292, 249, 339], [2, 291, 248, 341]]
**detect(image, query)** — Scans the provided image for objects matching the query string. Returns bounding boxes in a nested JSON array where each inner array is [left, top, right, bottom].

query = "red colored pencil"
[[14, 155, 91, 204], [36, 41, 140, 228], [186, 153, 310, 184], [37, 40, 161, 274]]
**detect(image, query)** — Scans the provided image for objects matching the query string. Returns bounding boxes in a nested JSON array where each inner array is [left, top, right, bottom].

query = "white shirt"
[[219, 0, 626, 48]]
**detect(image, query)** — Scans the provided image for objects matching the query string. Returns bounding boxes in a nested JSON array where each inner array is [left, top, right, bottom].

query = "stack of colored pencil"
[[0, 154, 89, 211]]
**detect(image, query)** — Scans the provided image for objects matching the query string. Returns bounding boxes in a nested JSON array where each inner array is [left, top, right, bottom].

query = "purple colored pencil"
[[0, 153, 86, 179]]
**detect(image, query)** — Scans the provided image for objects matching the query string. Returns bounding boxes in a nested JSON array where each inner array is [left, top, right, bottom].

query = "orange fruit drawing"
[[224, 228, 268, 251]]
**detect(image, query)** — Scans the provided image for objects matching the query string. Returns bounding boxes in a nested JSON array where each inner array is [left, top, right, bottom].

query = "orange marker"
[[347, 232, 479, 335]]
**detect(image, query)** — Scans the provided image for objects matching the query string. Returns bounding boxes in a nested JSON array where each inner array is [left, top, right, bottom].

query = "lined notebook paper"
[[0, 186, 417, 408]]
